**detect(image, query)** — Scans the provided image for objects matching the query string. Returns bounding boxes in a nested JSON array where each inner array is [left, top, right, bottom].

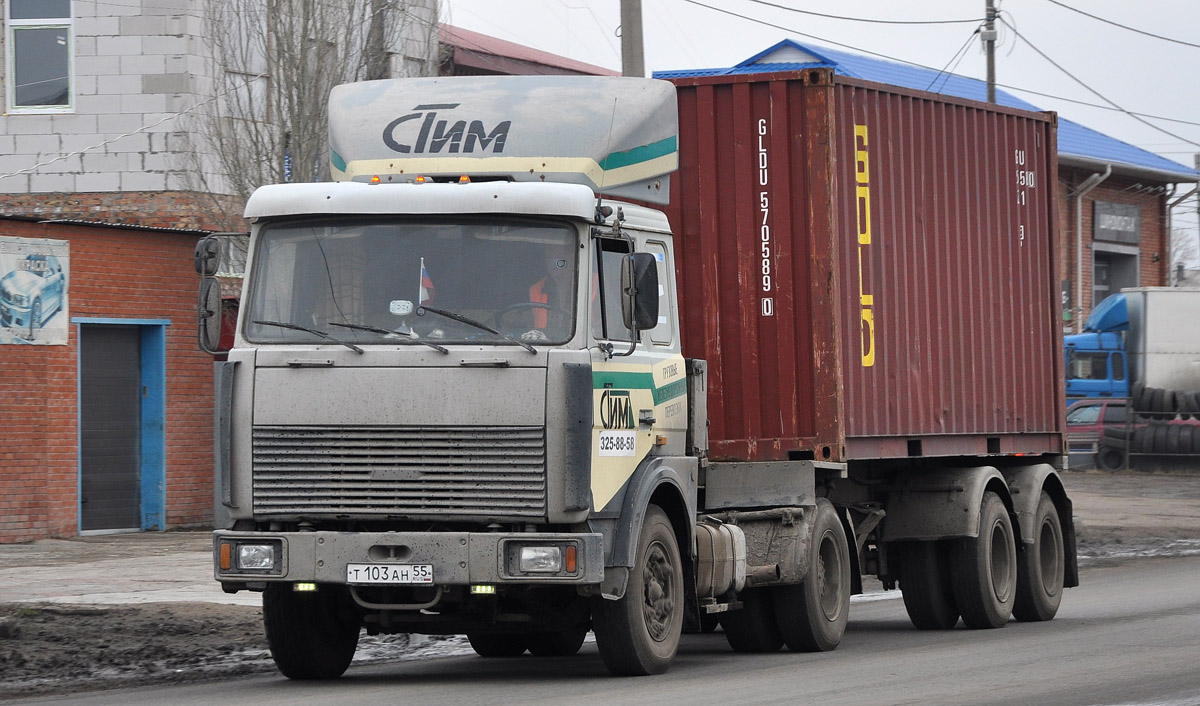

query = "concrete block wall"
[[0, 0, 224, 201], [0, 218, 218, 543]]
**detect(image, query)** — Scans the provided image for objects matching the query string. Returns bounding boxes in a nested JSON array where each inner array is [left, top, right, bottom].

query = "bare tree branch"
[[182, 0, 440, 226]]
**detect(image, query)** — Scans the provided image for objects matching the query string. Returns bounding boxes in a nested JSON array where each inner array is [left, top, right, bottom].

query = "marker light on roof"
[[414, 175, 428, 184], [370, 175, 381, 184], [458, 175, 471, 183]]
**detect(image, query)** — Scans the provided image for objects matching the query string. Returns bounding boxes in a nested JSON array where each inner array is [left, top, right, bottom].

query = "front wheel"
[[263, 583, 360, 680], [772, 499, 850, 651], [1013, 493, 1065, 622], [592, 504, 683, 675], [950, 491, 1017, 629]]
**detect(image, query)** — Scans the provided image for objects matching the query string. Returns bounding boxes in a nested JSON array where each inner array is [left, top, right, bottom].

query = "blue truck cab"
[[1064, 293, 1130, 400]]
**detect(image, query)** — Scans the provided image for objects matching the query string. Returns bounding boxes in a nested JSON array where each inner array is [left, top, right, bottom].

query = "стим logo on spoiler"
[[382, 103, 511, 155]]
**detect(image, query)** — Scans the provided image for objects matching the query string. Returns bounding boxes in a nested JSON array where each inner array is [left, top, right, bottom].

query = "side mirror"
[[621, 252, 660, 332], [198, 277, 223, 354], [194, 235, 221, 276]]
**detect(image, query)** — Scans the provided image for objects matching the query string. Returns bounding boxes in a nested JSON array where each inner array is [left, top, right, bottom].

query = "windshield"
[[244, 217, 579, 346]]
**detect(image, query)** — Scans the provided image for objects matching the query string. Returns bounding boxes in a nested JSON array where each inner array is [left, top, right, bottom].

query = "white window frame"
[[5, 0, 74, 114]]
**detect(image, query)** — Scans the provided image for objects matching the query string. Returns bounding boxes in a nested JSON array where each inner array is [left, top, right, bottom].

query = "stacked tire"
[[1131, 381, 1200, 420]]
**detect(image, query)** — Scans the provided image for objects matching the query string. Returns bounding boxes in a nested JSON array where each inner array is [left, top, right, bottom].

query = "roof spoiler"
[[328, 76, 679, 204]]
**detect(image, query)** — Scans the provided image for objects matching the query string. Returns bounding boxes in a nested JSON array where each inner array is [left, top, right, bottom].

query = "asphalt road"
[[14, 555, 1200, 706]]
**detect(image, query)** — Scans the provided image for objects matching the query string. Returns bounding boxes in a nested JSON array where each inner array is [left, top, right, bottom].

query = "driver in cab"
[[522, 240, 576, 341]]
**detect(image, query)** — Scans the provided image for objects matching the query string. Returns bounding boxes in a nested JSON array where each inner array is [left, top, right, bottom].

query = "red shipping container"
[[664, 69, 1065, 463]]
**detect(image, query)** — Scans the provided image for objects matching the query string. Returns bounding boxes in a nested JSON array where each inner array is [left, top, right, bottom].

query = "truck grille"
[[251, 425, 547, 519]]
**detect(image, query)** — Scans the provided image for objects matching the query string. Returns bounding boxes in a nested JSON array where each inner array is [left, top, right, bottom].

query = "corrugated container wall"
[[664, 69, 1064, 463]]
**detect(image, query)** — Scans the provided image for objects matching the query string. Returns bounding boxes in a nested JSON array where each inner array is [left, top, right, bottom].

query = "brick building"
[[0, 217, 216, 542], [656, 40, 1200, 330]]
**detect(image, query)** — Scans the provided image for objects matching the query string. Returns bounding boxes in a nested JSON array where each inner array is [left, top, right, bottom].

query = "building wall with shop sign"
[[1057, 173, 1169, 331]]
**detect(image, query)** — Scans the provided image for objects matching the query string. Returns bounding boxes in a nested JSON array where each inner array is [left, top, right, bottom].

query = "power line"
[[1044, 0, 1200, 50], [741, 0, 983, 26], [674, 0, 1200, 134], [999, 17, 1200, 149], [926, 26, 982, 92], [550, 0, 619, 69]]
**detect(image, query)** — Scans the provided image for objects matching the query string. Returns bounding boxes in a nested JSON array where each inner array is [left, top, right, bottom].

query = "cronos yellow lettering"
[[854, 124, 875, 368]]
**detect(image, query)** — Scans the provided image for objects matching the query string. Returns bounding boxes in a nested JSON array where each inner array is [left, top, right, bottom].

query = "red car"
[[1068, 399, 1200, 470]]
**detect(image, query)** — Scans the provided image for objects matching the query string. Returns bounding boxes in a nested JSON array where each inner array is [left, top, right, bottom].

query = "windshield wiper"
[[328, 322, 450, 354], [418, 306, 536, 354], [253, 320, 364, 354]]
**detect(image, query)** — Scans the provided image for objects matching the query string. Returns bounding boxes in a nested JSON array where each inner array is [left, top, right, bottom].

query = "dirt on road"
[[2, 469, 1198, 700]]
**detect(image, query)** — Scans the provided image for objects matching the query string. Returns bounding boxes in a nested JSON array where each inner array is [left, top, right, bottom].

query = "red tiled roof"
[[440, 23, 619, 76]]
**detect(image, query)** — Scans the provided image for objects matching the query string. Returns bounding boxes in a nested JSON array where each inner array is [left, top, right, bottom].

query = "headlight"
[[519, 546, 564, 573], [218, 538, 284, 574], [238, 543, 277, 570]]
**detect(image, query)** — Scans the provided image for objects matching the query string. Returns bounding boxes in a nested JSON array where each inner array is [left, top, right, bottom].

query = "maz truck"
[[198, 73, 1077, 679], [1066, 287, 1200, 468]]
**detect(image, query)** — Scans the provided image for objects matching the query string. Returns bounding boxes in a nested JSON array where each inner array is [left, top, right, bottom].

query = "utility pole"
[[983, 0, 997, 103], [620, 0, 645, 78]]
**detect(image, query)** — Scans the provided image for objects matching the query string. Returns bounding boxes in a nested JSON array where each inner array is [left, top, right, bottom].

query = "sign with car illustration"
[[0, 237, 69, 345]]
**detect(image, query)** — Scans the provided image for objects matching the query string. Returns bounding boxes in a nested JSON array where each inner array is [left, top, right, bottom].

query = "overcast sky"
[[440, 0, 1200, 241]]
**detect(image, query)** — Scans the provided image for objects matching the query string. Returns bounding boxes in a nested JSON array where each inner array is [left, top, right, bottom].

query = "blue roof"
[[654, 40, 1199, 183]]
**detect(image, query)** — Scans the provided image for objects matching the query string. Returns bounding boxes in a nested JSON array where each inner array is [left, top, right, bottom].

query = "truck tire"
[[525, 627, 588, 657], [1177, 390, 1196, 420], [1013, 493, 1064, 622], [899, 540, 960, 630], [263, 583, 360, 680], [1132, 427, 1151, 454], [771, 499, 850, 652], [1168, 424, 1184, 455], [592, 504, 683, 675], [1132, 381, 1146, 412], [1096, 445, 1124, 472], [720, 587, 783, 653], [1154, 424, 1170, 454], [468, 633, 528, 657], [950, 491, 1017, 629], [1152, 388, 1171, 420], [1100, 428, 1129, 450]]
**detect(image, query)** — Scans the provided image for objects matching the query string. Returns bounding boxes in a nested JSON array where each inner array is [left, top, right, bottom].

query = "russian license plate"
[[346, 563, 434, 584]]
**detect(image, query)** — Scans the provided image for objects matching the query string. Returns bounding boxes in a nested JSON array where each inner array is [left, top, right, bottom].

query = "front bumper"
[[213, 530, 605, 589], [0, 301, 30, 327]]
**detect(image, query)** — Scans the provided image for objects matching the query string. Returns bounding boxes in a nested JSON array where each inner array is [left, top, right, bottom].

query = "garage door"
[[80, 325, 141, 531]]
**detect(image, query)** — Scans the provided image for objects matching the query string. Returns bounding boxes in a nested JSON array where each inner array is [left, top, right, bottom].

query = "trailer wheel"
[[1013, 493, 1064, 622], [772, 499, 850, 651], [899, 540, 960, 630], [720, 587, 783, 653], [1096, 445, 1124, 472], [525, 627, 588, 657], [950, 491, 1017, 629], [468, 632, 528, 657], [592, 504, 683, 675], [263, 583, 360, 680]]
